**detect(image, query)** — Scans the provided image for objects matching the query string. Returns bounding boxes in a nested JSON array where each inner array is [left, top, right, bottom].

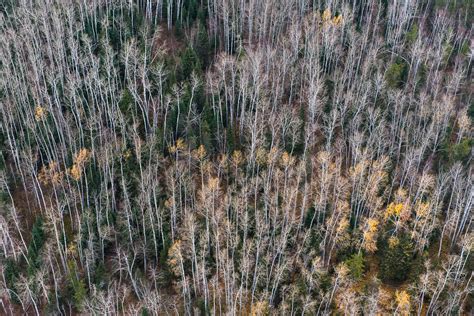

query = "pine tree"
[[379, 234, 414, 283]]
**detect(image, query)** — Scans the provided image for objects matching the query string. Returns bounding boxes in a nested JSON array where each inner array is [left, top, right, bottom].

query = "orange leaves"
[[280, 151, 295, 168], [74, 148, 90, 166], [69, 164, 82, 181], [167, 240, 183, 276], [69, 148, 90, 181]]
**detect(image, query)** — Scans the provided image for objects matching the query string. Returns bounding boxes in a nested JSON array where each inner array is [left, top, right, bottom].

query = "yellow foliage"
[[332, 15, 343, 26], [74, 148, 90, 166], [51, 169, 64, 185], [167, 240, 182, 276], [67, 242, 77, 257], [250, 300, 269, 316], [384, 202, 404, 219], [395, 290, 410, 315], [281, 151, 295, 167], [69, 164, 82, 181], [123, 149, 132, 160], [68, 148, 90, 181], [322, 8, 332, 21], [34, 106, 46, 121], [317, 151, 331, 165], [415, 202, 430, 218], [169, 138, 186, 154], [255, 147, 268, 165], [367, 218, 379, 232], [39, 161, 64, 185], [388, 236, 399, 248], [337, 217, 349, 234], [363, 218, 379, 252], [164, 197, 174, 209], [193, 144, 207, 160], [232, 150, 244, 166], [208, 177, 220, 191]]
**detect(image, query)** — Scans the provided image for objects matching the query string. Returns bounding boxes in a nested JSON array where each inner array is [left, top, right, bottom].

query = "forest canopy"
[[0, 0, 472, 315]]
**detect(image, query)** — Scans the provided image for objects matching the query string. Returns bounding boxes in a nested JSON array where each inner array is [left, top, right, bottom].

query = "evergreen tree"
[[379, 234, 414, 283]]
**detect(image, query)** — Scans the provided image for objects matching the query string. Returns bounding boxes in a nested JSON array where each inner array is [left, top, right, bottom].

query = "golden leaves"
[[415, 202, 430, 218], [395, 290, 410, 315], [123, 149, 132, 160], [169, 138, 186, 154], [337, 217, 349, 234], [322, 8, 332, 22], [34, 106, 47, 121], [281, 151, 295, 167], [192, 144, 207, 160], [208, 177, 220, 191], [250, 300, 269, 316], [388, 236, 399, 248], [255, 147, 268, 165], [164, 197, 174, 209], [321, 8, 343, 27], [363, 218, 379, 252], [232, 150, 244, 166], [167, 240, 182, 276], [384, 202, 405, 219], [75, 148, 90, 166], [38, 161, 63, 185], [69, 164, 82, 181], [332, 15, 343, 26], [69, 148, 90, 181]]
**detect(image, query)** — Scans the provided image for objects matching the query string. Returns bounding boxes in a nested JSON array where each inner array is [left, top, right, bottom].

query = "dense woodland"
[[0, 0, 473, 314]]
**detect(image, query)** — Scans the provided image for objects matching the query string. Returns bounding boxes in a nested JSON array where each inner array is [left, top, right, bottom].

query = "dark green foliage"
[[27, 217, 46, 276], [304, 207, 316, 228], [92, 262, 107, 289], [196, 297, 209, 315], [195, 24, 211, 68], [66, 260, 87, 310], [158, 236, 174, 286], [178, 47, 202, 81], [441, 137, 473, 165], [119, 89, 136, 123], [415, 63, 427, 88], [345, 253, 365, 280], [385, 59, 408, 88], [452, 138, 473, 163], [405, 24, 418, 44], [379, 234, 414, 283], [3, 258, 20, 303]]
